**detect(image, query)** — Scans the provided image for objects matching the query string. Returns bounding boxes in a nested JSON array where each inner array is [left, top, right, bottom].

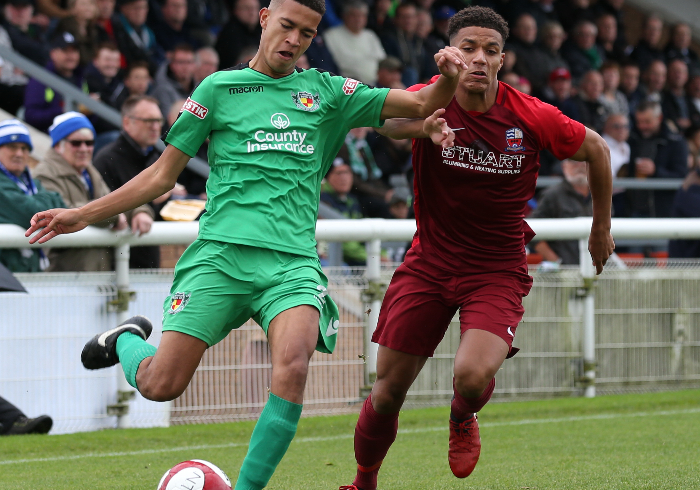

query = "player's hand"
[[423, 108, 455, 148], [435, 47, 468, 79], [589, 227, 615, 275], [131, 212, 153, 236], [25, 208, 89, 244]]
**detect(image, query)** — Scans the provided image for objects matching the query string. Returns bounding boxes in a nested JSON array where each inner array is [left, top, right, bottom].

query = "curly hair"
[[447, 6, 509, 45]]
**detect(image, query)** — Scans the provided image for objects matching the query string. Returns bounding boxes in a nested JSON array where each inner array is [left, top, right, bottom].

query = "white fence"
[[2, 219, 700, 433]]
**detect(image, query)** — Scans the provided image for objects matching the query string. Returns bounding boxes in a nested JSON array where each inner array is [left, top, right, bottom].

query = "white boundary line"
[[1, 407, 698, 466]]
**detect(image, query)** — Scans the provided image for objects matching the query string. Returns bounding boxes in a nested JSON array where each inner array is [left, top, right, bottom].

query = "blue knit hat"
[[0, 119, 33, 151], [49, 112, 96, 147]]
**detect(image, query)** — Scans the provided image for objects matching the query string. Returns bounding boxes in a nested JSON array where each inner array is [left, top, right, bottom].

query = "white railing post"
[[364, 239, 382, 387], [579, 238, 596, 398], [114, 243, 134, 428]]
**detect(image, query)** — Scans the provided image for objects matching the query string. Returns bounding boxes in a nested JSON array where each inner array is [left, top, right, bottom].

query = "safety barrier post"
[[579, 238, 596, 398], [364, 239, 382, 388]]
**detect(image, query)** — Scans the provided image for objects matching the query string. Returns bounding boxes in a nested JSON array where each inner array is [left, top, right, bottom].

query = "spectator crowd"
[[2, 0, 700, 272]]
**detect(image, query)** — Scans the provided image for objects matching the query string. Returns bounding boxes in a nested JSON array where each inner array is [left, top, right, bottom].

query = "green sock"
[[234, 393, 303, 490], [115, 332, 156, 390]]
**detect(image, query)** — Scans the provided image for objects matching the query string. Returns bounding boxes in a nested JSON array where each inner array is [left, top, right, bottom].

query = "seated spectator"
[[627, 100, 688, 217], [304, 32, 339, 73], [167, 98, 207, 198], [686, 125, 700, 169], [94, 0, 117, 42], [0, 396, 52, 435], [572, 70, 609, 133], [1, 0, 49, 66], [54, 0, 102, 65], [630, 14, 665, 72], [506, 0, 559, 29], [539, 67, 580, 121], [640, 59, 667, 104], [0, 119, 65, 272], [367, 0, 393, 38], [151, 0, 200, 53], [84, 41, 122, 143], [215, 0, 261, 70], [431, 6, 453, 47], [555, 0, 595, 33], [0, 25, 29, 115], [113, 0, 164, 71], [592, 0, 627, 46], [371, 129, 412, 187], [620, 60, 644, 116], [600, 60, 628, 116], [662, 58, 692, 132], [596, 12, 627, 64], [530, 159, 592, 265], [32, 112, 132, 271], [380, 2, 432, 86], [194, 46, 219, 85], [687, 74, 700, 128], [320, 158, 366, 266], [416, 8, 443, 77], [36, 0, 71, 19], [376, 57, 405, 89], [601, 113, 630, 216], [111, 60, 152, 109], [561, 20, 604, 82], [24, 32, 87, 132], [665, 22, 700, 73], [153, 43, 196, 116], [506, 13, 550, 93], [93, 95, 165, 268], [538, 21, 569, 88], [324, 0, 386, 86], [668, 166, 700, 258], [502, 72, 532, 94]]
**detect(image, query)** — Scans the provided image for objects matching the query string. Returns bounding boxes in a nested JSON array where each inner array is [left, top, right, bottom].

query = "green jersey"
[[166, 65, 390, 258]]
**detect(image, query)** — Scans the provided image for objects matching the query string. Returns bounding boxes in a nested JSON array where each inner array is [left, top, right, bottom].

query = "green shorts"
[[161, 239, 340, 354]]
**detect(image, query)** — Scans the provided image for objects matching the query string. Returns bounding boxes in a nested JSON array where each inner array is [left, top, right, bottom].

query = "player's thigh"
[[373, 345, 429, 410], [373, 261, 457, 357], [162, 239, 256, 347]]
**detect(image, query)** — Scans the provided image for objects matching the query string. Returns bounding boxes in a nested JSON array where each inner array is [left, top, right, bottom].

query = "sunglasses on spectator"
[[66, 139, 95, 147]]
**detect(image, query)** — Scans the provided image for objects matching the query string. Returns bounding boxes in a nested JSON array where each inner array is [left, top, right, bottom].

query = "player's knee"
[[277, 355, 310, 385], [453, 369, 493, 398], [138, 376, 187, 402], [371, 380, 408, 413]]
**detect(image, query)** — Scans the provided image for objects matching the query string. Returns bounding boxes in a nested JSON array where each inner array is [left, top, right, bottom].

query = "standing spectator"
[[151, 0, 200, 53], [662, 58, 691, 132], [376, 57, 405, 89], [506, 13, 549, 93], [193, 46, 219, 85], [630, 14, 665, 72], [320, 158, 366, 266], [620, 60, 644, 117], [530, 159, 593, 265], [0, 396, 52, 436], [111, 60, 152, 109], [24, 32, 88, 133], [33, 112, 131, 271], [215, 0, 261, 70], [561, 20, 604, 82], [640, 59, 667, 104], [572, 69, 609, 132], [54, 0, 102, 65], [113, 0, 164, 71], [94, 0, 117, 42], [668, 167, 700, 258], [93, 95, 165, 268], [1, 0, 48, 66], [627, 100, 689, 217], [0, 120, 64, 273], [596, 12, 626, 63], [538, 67, 580, 121], [600, 60, 628, 116], [0, 25, 29, 115], [601, 113, 630, 216], [665, 22, 699, 72], [538, 21, 569, 88], [325, 0, 386, 86], [153, 43, 196, 116], [380, 3, 431, 86]]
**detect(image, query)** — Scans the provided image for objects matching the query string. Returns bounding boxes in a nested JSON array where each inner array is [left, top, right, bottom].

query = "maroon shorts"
[[372, 250, 533, 358]]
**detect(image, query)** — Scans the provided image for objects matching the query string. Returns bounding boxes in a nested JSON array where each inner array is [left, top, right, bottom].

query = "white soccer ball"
[[157, 459, 232, 490]]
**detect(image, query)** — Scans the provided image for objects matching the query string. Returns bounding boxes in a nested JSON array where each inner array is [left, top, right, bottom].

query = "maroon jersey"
[[406, 79, 586, 273]]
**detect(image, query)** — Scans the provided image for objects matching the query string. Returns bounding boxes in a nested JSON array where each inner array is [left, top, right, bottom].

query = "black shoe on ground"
[[7, 415, 53, 435], [81, 315, 152, 370]]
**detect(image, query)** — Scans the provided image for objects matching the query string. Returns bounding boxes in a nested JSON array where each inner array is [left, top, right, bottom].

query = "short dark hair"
[[447, 6, 509, 45], [270, 0, 325, 16], [121, 94, 160, 117], [171, 42, 195, 54], [636, 100, 662, 116], [94, 41, 120, 57], [125, 60, 151, 77]]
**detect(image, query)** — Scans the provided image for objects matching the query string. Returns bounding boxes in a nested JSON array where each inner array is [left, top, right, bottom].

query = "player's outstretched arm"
[[26, 145, 191, 244], [570, 128, 615, 274], [379, 47, 467, 120], [376, 109, 455, 148]]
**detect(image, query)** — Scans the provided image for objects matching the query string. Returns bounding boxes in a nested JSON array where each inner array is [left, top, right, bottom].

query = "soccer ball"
[[157, 459, 232, 490]]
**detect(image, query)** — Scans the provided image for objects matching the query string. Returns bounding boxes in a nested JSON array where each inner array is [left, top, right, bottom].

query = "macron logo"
[[182, 97, 208, 119]]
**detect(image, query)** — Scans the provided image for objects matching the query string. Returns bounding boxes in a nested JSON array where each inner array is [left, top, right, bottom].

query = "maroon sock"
[[352, 395, 399, 490], [451, 377, 495, 421]]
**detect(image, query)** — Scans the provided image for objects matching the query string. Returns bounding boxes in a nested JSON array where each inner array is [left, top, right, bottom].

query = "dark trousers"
[[0, 396, 25, 434]]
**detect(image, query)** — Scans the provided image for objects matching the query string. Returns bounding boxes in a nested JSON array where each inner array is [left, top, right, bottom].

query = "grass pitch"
[[1, 390, 698, 489]]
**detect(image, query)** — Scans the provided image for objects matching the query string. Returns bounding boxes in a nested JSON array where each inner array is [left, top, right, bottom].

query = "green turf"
[[1, 390, 699, 489]]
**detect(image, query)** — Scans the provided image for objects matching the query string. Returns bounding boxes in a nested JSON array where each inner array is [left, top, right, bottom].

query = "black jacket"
[[215, 17, 261, 70]]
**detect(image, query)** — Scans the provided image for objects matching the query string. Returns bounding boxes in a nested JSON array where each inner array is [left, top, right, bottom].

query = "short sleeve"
[[527, 99, 586, 160], [330, 76, 390, 129], [164, 76, 215, 157]]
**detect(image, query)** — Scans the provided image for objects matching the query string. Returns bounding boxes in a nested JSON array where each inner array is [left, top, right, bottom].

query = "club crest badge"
[[505, 127, 526, 152], [168, 292, 190, 314], [292, 91, 320, 111]]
